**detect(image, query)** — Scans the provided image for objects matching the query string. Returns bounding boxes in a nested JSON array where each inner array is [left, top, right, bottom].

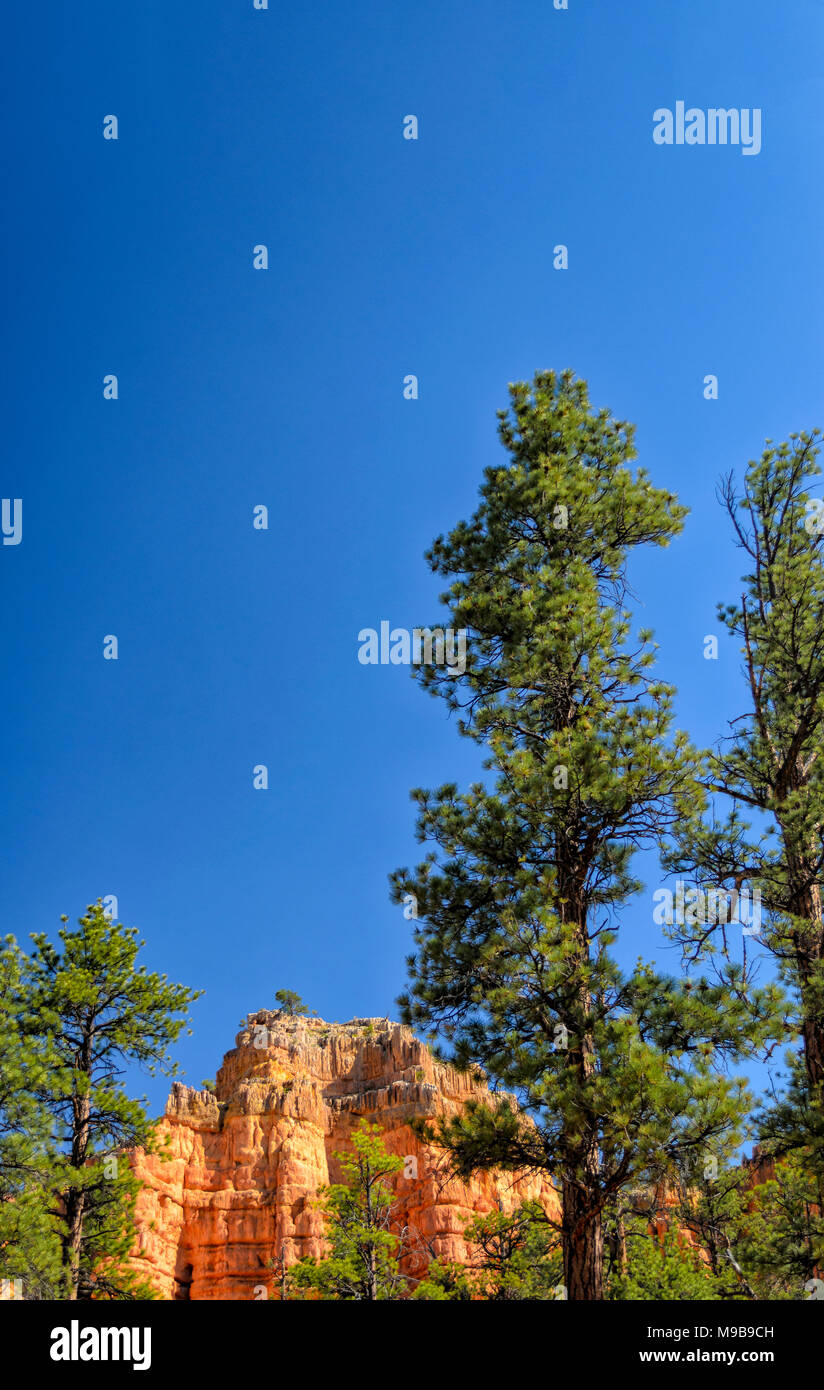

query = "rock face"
[[129, 1012, 558, 1300]]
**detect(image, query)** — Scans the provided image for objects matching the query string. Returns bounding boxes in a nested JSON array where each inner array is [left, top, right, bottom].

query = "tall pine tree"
[[666, 434, 824, 1187], [391, 372, 783, 1299], [0, 937, 64, 1298]]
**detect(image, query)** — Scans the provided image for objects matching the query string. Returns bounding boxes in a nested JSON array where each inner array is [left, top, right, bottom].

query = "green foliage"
[[69, 1157, 159, 1301], [663, 1143, 824, 1301], [736, 1152, 824, 1299], [668, 1155, 752, 1297], [1, 901, 200, 1300], [274, 989, 310, 1017], [0, 938, 65, 1297], [286, 1123, 408, 1301], [666, 433, 824, 1158], [391, 372, 781, 1299], [411, 1259, 473, 1301], [608, 1222, 723, 1301], [417, 1202, 563, 1301]]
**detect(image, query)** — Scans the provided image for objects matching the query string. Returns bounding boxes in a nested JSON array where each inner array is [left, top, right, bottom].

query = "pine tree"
[[22, 902, 201, 1299], [665, 434, 824, 1187], [669, 1154, 751, 1297], [391, 372, 784, 1299], [0, 938, 65, 1298], [736, 1151, 824, 1299], [273, 989, 309, 1017], [286, 1122, 410, 1300], [608, 1221, 723, 1301], [415, 1202, 562, 1300]]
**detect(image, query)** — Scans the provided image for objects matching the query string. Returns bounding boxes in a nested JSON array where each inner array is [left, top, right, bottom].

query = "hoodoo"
[[129, 1012, 558, 1300]]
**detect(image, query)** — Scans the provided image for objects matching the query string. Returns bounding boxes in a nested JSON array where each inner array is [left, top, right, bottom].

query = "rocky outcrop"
[[129, 1013, 558, 1299]]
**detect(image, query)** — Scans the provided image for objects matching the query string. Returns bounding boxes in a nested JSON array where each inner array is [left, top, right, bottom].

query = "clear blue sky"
[[2, 1, 822, 1113]]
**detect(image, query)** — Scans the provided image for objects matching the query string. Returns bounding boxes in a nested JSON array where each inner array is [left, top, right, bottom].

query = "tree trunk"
[[556, 901, 605, 1300], [786, 866, 824, 1214], [562, 1180, 603, 1299], [783, 842, 824, 1095], [364, 1168, 379, 1300], [800, 1006, 824, 1093], [63, 1187, 86, 1301], [615, 1208, 627, 1275], [62, 1035, 92, 1300]]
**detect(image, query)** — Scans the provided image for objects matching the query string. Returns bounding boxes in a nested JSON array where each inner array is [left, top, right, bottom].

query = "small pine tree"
[[23, 902, 201, 1299], [274, 989, 309, 1017], [286, 1123, 409, 1300], [736, 1151, 824, 1299], [608, 1221, 723, 1301], [669, 1157, 751, 1298], [417, 1202, 562, 1300]]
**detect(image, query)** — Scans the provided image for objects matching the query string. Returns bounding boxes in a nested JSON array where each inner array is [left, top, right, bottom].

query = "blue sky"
[[2, 0, 822, 1113]]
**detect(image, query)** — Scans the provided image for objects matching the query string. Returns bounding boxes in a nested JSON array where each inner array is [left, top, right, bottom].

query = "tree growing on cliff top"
[[20, 902, 201, 1299], [391, 371, 784, 1300], [274, 989, 310, 1017]]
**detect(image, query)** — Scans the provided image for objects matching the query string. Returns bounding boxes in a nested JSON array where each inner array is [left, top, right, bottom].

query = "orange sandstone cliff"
[[129, 1012, 559, 1299]]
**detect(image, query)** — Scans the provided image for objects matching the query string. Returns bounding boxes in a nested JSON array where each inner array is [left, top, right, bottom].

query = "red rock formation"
[[129, 1013, 559, 1299]]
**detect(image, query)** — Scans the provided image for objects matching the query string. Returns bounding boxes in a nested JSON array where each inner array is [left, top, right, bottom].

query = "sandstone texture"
[[129, 1013, 558, 1299]]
